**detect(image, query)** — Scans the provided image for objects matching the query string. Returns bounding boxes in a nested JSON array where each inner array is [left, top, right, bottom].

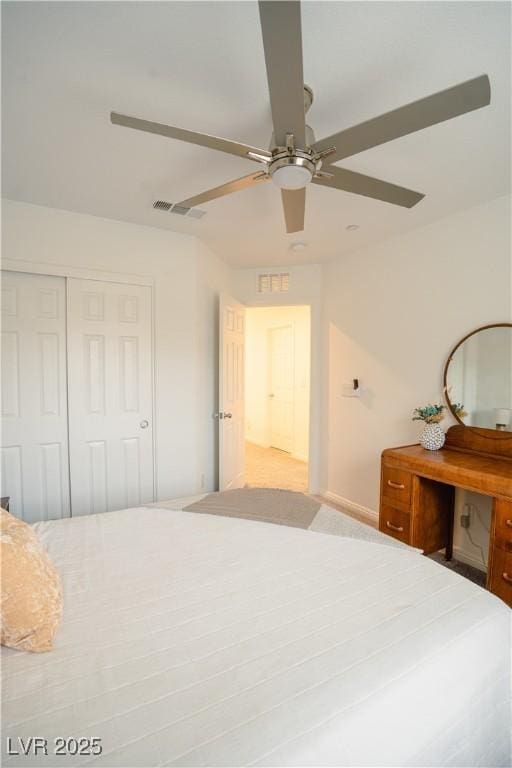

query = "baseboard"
[[245, 438, 270, 449], [321, 490, 378, 524], [452, 545, 487, 573]]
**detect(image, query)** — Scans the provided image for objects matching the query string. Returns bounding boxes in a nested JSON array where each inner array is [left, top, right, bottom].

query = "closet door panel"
[[67, 279, 154, 515], [1, 271, 70, 522]]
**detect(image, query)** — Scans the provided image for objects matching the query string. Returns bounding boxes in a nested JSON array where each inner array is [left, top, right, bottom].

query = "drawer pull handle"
[[386, 521, 404, 533], [502, 572, 512, 585], [387, 480, 405, 490], [505, 519, 512, 528]]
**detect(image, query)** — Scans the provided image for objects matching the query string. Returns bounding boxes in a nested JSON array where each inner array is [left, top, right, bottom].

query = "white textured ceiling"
[[2, 1, 510, 267]]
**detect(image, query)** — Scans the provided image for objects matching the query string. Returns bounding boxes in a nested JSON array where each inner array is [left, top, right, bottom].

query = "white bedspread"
[[2, 506, 511, 767]]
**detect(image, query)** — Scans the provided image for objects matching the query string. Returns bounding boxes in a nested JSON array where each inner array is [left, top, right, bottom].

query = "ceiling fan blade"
[[111, 112, 271, 163], [176, 171, 269, 208], [281, 187, 305, 233], [312, 166, 424, 208], [258, 1, 306, 147], [313, 75, 491, 163]]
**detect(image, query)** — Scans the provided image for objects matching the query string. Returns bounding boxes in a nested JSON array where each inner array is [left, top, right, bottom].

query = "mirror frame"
[[443, 322, 512, 433]]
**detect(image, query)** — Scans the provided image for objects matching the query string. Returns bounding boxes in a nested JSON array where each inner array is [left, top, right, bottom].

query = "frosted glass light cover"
[[271, 165, 312, 189]]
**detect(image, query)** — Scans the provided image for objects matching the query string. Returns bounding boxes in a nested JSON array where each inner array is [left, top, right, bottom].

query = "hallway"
[[245, 442, 309, 492]]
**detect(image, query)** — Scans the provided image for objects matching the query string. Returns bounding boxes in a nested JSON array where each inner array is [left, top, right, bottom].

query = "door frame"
[[245, 302, 316, 493], [2, 261, 157, 504]]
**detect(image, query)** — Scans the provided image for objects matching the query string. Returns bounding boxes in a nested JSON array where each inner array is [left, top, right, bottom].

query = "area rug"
[[184, 487, 320, 528]]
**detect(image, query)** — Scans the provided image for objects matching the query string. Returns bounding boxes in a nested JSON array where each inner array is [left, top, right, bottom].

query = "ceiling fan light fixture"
[[271, 164, 313, 189]]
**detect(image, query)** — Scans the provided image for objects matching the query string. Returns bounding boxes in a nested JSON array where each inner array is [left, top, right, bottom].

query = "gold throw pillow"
[[1, 508, 63, 652]]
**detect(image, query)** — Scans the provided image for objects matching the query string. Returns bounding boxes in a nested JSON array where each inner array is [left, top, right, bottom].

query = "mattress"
[[2, 505, 511, 767]]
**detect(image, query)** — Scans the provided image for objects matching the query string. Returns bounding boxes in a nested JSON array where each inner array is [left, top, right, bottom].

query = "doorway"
[[244, 305, 311, 492]]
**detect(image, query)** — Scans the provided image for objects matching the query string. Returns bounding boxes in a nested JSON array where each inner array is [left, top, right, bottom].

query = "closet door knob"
[[140, 419, 149, 429]]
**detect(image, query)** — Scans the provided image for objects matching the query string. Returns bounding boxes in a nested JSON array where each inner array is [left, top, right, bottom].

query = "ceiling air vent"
[[153, 200, 172, 211], [153, 201, 206, 219], [258, 273, 290, 293]]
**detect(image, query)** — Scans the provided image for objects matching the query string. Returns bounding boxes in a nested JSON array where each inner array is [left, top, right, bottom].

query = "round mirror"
[[444, 323, 512, 431]]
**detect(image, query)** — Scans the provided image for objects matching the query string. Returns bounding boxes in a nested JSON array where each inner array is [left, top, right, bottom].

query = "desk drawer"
[[488, 541, 512, 607], [382, 467, 412, 511], [494, 499, 512, 544], [379, 505, 411, 545]]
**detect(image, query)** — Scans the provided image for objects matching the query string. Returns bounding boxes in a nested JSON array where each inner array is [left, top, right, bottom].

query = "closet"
[[1, 271, 154, 522]]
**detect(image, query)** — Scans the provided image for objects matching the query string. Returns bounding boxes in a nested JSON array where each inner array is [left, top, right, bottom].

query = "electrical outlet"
[[460, 511, 470, 529]]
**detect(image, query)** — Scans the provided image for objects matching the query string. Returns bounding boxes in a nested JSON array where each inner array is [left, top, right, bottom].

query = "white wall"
[[245, 305, 310, 461], [1, 198, 232, 501], [322, 193, 512, 568]]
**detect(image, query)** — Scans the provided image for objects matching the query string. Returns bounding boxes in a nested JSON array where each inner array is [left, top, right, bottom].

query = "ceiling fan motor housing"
[[268, 123, 318, 189], [269, 151, 317, 189]]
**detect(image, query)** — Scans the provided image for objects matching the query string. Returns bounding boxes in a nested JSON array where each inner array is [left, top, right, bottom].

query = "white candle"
[[495, 408, 511, 429]]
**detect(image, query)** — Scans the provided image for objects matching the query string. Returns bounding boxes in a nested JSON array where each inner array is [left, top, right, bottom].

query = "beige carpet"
[[245, 442, 309, 492]]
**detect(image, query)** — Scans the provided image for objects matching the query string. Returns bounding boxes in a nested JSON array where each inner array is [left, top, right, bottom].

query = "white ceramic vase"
[[419, 422, 445, 450]]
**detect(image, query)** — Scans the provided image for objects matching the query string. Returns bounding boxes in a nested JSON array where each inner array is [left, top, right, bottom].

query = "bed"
[[2, 496, 511, 767]]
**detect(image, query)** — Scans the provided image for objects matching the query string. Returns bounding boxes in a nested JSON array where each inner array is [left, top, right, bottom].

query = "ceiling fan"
[[110, 1, 491, 234]]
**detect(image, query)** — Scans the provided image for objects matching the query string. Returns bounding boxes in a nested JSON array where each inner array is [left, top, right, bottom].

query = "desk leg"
[[445, 503, 454, 561], [414, 478, 455, 557]]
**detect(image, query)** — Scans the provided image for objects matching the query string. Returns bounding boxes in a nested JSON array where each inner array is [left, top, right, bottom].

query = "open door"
[[219, 293, 245, 490]]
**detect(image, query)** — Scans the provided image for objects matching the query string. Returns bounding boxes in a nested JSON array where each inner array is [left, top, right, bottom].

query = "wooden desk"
[[379, 426, 512, 606]]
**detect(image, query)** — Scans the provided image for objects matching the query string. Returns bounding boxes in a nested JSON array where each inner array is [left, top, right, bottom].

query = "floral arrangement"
[[452, 402, 468, 419], [412, 404, 445, 424]]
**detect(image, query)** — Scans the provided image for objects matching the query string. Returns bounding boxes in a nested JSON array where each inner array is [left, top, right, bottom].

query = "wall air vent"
[[258, 273, 290, 293], [153, 201, 206, 219]]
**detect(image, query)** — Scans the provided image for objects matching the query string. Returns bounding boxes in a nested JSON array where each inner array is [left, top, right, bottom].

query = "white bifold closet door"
[[67, 278, 154, 515], [1, 272, 70, 522]]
